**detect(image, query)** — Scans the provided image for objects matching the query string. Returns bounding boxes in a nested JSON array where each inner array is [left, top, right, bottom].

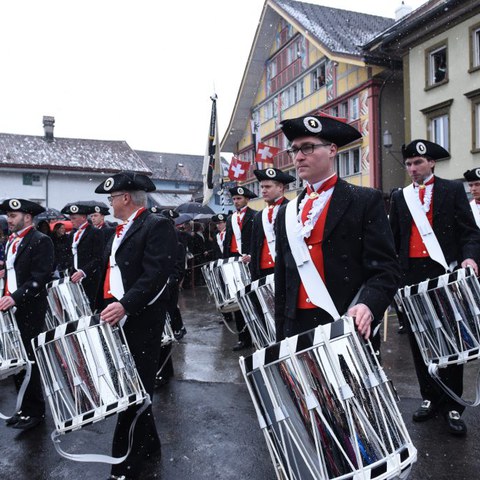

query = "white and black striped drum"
[[202, 257, 251, 312], [31, 315, 146, 434], [161, 312, 175, 347], [395, 267, 480, 368], [45, 277, 93, 329], [236, 274, 275, 349], [240, 317, 417, 480], [0, 309, 29, 380]]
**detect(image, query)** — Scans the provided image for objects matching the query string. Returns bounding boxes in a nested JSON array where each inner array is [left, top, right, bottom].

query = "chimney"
[[43, 116, 55, 142], [395, 1, 413, 21]]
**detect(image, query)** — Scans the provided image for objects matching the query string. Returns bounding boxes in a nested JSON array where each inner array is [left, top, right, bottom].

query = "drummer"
[[211, 213, 227, 259], [95, 171, 177, 480], [249, 168, 295, 281], [89, 201, 116, 244], [0, 199, 54, 431], [389, 139, 480, 436], [463, 168, 480, 228], [223, 186, 257, 351], [61, 202, 103, 309], [275, 114, 400, 345]]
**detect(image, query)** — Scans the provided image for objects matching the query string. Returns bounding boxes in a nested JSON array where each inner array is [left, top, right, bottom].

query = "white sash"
[[403, 184, 449, 271], [231, 212, 243, 255], [71, 224, 88, 271], [285, 199, 340, 320], [470, 199, 480, 228], [5, 238, 20, 294], [262, 206, 278, 261]]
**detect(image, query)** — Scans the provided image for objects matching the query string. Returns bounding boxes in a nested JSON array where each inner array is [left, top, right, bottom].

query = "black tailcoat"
[[250, 198, 289, 281], [223, 206, 257, 258], [98, 210, 177, 478], [67, 224, 103, 308], [10, 228, 54, 417], [389, 176, 480, 271], [275, 179, 400, 341]]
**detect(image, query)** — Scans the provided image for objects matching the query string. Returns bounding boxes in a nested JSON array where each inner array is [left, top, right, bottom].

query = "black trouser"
[[402, 258, 464, 415], [111, 306, 165, 479], [15, 306, 46, 418], [234, 310, 252, 346]]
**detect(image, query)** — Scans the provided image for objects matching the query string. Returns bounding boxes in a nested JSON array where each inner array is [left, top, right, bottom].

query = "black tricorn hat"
[[61, 202, 95, 215], [228, 186, 257, 199], [401, 139, 450, 161], [95, 171, 156, 194], [160, 208, 179, 219], [212, 213, 227, 223], [464, 168, 480, 182], [0, 198, 45, 216], [253, 168, 296, 184], [280, 114, 362, 147], [90, 202, 110, 215]]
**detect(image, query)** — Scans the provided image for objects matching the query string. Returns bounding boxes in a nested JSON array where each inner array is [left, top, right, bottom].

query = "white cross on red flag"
[[255, 142, 280, 169], [227, 157, 250, 181]]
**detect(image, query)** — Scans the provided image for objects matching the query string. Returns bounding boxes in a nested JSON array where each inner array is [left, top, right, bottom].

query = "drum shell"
[[0, 309, 29, 380], [240, 317, 417, 480], [32, 315, 146, 434]]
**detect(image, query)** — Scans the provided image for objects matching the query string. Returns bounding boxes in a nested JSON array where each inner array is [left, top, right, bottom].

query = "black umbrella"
[[34, 208, 67, 222], [175, 202, 214, 215]]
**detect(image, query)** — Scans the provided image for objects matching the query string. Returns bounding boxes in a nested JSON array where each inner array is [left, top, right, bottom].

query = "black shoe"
[[412, 400, 436, 422], [232, 341, 251, 352], [5, 411, 22, 427], [12, 415, 44, 431], [155, 375, 171, 388], [174, 326, 187, 340], [446, 410, 467, 436]]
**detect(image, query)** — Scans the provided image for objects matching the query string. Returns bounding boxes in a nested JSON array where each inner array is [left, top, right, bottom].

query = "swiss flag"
[[255, 142, 280, 169], [228, 157, 250, 181]]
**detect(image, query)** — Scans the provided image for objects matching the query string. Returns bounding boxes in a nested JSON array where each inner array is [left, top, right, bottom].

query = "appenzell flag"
[[227, 157, 249, 182], [255, 142, 280, 169]]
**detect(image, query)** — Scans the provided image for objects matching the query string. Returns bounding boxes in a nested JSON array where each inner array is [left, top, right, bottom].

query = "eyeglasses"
[[107, 193, 126, 204], [286, 143, 331, 158]]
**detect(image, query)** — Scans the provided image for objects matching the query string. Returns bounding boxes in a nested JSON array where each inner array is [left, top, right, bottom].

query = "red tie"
[[268, 197, 284, 223], [116, 224, 125, 238], [301, 175, 338, 225], [74, 223, 87, 242], [418, 177, 434, 204]]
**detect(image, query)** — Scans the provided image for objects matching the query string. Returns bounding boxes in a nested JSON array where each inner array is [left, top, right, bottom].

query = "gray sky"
[[0, 0, 426, 156]]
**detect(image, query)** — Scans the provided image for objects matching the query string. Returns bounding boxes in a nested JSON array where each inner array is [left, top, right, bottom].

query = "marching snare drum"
[[31, 314, 147, 434], [240, 317, 417, 480], [203, 258, 251, 312], [0, 309, 29, 380], [395, 267, 480, 368], [236, 274, 275, 349], [45, 277, 93, 329]]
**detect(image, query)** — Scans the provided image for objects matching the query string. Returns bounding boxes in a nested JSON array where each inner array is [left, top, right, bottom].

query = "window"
[[349, 96, 359, 120], [421, 100, 452, 153], [464, 88, 480, 152], [469, 23, 480, 71], [280, 79, 304, 111], [340, 101, 349, 119], [426, 43, 448, 88], [336, 148, 361, 177], [330, 105, 339, 117], [311, 63, 326, 91], [23, 173, 42, 186]]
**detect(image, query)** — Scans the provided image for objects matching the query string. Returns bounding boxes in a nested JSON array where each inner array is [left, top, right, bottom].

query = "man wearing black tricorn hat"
[[250, 167, 295, 280], [211, 213, 227, 259], [0, 198, 54, 430], [275, 114, 400, 348], [90, 202, 116, 244], [390, 140, 480, 436], [61, 202, 103, 309], [463, 167, 480, 228], [223, 186, 257, 351], [95, 171, 177, 480]]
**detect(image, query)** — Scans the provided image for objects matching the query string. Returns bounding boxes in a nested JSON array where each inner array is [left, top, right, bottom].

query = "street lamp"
[[383, 130, 393, 149]]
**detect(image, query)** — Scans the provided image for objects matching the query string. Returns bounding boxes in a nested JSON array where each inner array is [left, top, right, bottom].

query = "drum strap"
[[285, 199, 340, 320], [470, 199, 480, 228], [262, 207, 277, 261], [50, 394, 152, 464], [403, 184, 450, 272], [0, 360, 32, 420]]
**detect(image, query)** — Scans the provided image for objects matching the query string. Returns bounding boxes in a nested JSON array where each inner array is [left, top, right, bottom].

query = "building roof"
[[136, 150, 204, 182], [221, 0, 394, 151], [274, 0, 394, 57], [0, 132, 150, 173]]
